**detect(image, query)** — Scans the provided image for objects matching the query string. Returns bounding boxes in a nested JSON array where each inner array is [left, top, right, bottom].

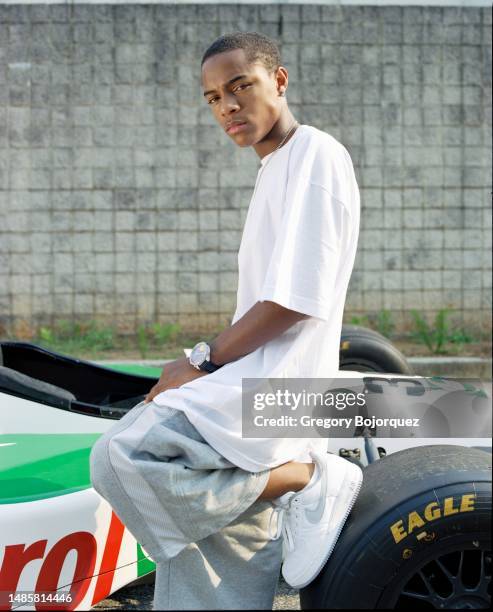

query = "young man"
[[90, 32, 362, 610]]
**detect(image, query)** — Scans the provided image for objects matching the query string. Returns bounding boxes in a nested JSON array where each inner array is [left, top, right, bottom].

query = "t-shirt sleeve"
[[259, 179, 349, 321]]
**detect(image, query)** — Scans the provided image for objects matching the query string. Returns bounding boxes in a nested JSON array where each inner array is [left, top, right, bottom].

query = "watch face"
[[190, 342, 209, 367]]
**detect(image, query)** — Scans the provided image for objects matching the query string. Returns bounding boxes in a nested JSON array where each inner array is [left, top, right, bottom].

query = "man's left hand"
[[144, 357, 207, 403]]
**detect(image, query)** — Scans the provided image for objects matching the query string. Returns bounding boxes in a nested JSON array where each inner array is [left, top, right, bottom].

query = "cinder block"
[[198, 273, 218, 293], [176, 272, 197, 293], [157, 293, 177, 315], [198, 232, 218, 251], [136, 252, 156, 273], [175, 231, 197, 252], [176, 252, 196, 272], [136, 232, 156, 251], [219, 292, 236, 313], [32, 274, 51, 296], [155, 272, 175, 294], [134, 273, 153, 293], [28, 232, 50, 254], [93, 273, 113, 295], [197, 210, 217, 231], [219, 210, 241, 231], [115, 253, 135, 273], [177, 292, 198, 314], [89, 253, 111, 275], [93, 232, 114, 253]]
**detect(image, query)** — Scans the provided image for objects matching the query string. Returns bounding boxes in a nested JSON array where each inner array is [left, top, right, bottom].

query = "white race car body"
[[0, 341, 490, 610], [0, 392, 155, 611]]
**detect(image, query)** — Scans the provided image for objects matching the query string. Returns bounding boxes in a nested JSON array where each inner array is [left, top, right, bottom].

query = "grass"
[[348, 308, 482, 357], [136, 322, 181, 359], [410, 308, 479, 355], [375, 310, 396, 338], [350, 309, 395, 338], [29, 319, 208, 361], [37, 320, 116, 355], [5, 313, 485, 361]]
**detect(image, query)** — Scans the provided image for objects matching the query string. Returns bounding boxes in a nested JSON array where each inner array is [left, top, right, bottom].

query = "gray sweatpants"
[[89, 400, 282, 610]]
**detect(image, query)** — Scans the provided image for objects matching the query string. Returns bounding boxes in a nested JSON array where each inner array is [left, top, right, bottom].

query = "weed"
[[348, 311, 395, 338], [410, 309, 478, 355], [57, 319, 76, 339], [34, 319, 115, 355], [349, 314, 371, 327], [411, 309, 446, 354], [80, 326, 114, 351], [151, 322, 181, 345], [375, 310, 395, 338], [410, 309, 450, 354], [448, 329, 475, 344], [137, 325, 149, 359], [38, 326, 54, 343]]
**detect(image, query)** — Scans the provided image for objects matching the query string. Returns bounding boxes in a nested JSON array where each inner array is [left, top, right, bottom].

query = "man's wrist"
[[209, 341, 225, 367]]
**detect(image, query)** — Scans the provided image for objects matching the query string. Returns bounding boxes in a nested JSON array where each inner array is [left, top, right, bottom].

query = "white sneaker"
[[268, 451, 363, 589]]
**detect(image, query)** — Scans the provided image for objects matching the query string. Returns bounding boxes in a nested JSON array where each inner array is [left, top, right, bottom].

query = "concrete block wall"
[[0, 2, 491, 336]]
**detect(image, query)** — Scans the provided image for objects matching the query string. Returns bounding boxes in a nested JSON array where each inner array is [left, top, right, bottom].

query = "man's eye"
[[207, 83, 250, 104]]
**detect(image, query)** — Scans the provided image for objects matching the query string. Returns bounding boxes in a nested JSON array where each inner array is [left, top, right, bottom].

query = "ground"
[[94, 576, 300, 610]]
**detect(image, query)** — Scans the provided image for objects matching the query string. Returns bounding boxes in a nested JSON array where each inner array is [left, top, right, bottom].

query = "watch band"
[[199, 360, 221, 373]]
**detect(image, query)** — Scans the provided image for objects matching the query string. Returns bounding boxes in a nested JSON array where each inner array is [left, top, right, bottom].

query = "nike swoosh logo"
[[304, 463, 327, 524]]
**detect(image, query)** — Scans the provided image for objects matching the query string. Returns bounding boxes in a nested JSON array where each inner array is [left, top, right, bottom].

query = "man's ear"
[[275, 66, 289, 97]]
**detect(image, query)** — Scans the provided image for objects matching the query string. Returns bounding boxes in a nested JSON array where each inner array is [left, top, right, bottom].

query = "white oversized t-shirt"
[[153, 125, 361, 472]]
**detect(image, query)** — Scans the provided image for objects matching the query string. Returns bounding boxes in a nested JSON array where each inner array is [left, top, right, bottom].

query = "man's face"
[[201, 48, 284, 147]]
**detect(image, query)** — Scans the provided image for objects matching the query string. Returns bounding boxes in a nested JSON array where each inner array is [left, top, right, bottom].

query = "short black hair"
[[201, 32, 281, 73]]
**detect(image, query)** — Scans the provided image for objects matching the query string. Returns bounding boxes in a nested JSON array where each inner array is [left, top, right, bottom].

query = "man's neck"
[[253, 109, 299, 160]]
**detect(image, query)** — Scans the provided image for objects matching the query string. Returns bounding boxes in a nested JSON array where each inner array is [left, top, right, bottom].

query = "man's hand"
[[144, 357, 207, 403], [144, 301, 308, 404]]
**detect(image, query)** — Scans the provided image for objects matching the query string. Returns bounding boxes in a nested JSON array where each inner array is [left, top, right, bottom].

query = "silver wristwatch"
[[189, 341, 221, 373]]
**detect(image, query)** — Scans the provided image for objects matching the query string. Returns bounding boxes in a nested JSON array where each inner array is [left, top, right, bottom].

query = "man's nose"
[[220, 92, 240, 116]]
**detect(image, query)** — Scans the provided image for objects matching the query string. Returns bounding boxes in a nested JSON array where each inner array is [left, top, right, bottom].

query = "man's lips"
[[226, 121, 248, 134]]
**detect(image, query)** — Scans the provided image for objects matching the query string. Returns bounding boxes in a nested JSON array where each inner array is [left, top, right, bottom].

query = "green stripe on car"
[[0, 434, 101, 504]]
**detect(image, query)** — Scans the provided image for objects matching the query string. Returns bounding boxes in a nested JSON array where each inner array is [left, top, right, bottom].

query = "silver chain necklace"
[[251, 120, 299, 200]]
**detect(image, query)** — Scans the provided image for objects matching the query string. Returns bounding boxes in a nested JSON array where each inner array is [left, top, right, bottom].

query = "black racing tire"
[[300, 445, 492, 610], [340, 325, 413, 375]]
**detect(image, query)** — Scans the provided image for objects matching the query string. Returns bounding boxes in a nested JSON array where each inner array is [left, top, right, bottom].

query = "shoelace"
[[268, 498, 297, 552]]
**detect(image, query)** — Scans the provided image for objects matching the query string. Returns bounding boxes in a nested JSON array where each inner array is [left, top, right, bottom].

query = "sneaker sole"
[[283, 461, 363, 589]]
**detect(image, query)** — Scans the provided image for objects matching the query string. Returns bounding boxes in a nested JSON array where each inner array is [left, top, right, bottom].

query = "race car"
[[0, 335, 491, 610]]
